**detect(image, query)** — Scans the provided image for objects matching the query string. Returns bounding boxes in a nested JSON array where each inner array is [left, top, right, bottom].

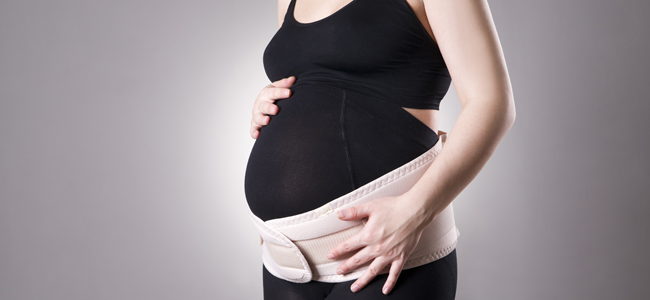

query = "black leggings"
[[263, 249, 457, 300], [245, 83, 455, 299]]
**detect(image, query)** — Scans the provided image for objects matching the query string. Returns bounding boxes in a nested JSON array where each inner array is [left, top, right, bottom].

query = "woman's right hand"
[[250, 76, 296, 139]]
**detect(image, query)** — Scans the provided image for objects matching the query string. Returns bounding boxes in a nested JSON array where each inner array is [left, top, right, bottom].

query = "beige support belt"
[[248, 130, 460, 283]]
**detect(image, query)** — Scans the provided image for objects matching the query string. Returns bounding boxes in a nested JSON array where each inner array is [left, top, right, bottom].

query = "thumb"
[[271, 76, 296, 88], [337, 204, 370, 221]]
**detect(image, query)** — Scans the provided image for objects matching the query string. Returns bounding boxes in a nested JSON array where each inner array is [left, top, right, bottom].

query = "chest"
[[264, 0, 432, 80]]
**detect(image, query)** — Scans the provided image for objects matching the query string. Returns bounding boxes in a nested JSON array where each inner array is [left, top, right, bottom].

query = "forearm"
[[404, 96, 516, 225]]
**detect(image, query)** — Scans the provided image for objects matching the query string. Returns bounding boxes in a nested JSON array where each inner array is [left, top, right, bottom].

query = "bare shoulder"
[[277, 0, 292, 28]]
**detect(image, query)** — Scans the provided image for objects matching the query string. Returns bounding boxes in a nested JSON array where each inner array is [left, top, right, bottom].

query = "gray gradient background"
[[1, 0, 648, 299]]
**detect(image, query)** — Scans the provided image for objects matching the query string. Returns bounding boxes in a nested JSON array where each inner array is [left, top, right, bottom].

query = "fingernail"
[[284, 90, 290, 96], [337, 269, 344, 275], [327, 253, 334, 259], [337, 210, 347, 219], [383, 287, 388, 294], [351, 284, 359, 292]]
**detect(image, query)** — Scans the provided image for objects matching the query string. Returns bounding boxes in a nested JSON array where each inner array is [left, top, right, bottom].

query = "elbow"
[[504, 94, 516, 129], [489, 88, 516, 130]]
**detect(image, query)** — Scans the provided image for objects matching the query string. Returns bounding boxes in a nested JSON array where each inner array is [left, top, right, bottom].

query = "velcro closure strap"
[[249, 211, 312, 283]]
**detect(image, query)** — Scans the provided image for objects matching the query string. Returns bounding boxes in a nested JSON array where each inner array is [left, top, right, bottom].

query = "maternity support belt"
[[248, 130, 460, 283]]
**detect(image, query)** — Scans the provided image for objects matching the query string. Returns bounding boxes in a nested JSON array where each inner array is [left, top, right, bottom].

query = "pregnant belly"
[[244, 84, 438, 221]]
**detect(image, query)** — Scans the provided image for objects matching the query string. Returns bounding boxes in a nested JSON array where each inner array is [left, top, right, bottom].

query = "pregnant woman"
[[245, 0, 515, 299]]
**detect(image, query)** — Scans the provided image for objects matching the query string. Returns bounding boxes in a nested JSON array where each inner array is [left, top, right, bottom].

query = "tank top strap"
[[282, 0, 296, 25], [287, 0, 297, 23]]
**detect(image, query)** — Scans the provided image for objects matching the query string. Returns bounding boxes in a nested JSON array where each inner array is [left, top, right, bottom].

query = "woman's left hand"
[[327, 194, 432, 295]]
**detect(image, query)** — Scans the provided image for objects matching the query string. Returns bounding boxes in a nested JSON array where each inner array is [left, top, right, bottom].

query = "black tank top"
[[263, 0, 451, 109]]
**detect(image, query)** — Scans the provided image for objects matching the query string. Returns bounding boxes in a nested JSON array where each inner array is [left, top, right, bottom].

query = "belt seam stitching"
[[340, 90, 358, 190]]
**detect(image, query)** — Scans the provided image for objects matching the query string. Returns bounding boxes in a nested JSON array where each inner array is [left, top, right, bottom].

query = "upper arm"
[[421, 0, 514, 108], [278, 0, 292, 29]]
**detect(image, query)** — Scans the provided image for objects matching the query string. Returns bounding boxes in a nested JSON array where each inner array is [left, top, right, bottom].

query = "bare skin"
[[250, 0, 516, 295]]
